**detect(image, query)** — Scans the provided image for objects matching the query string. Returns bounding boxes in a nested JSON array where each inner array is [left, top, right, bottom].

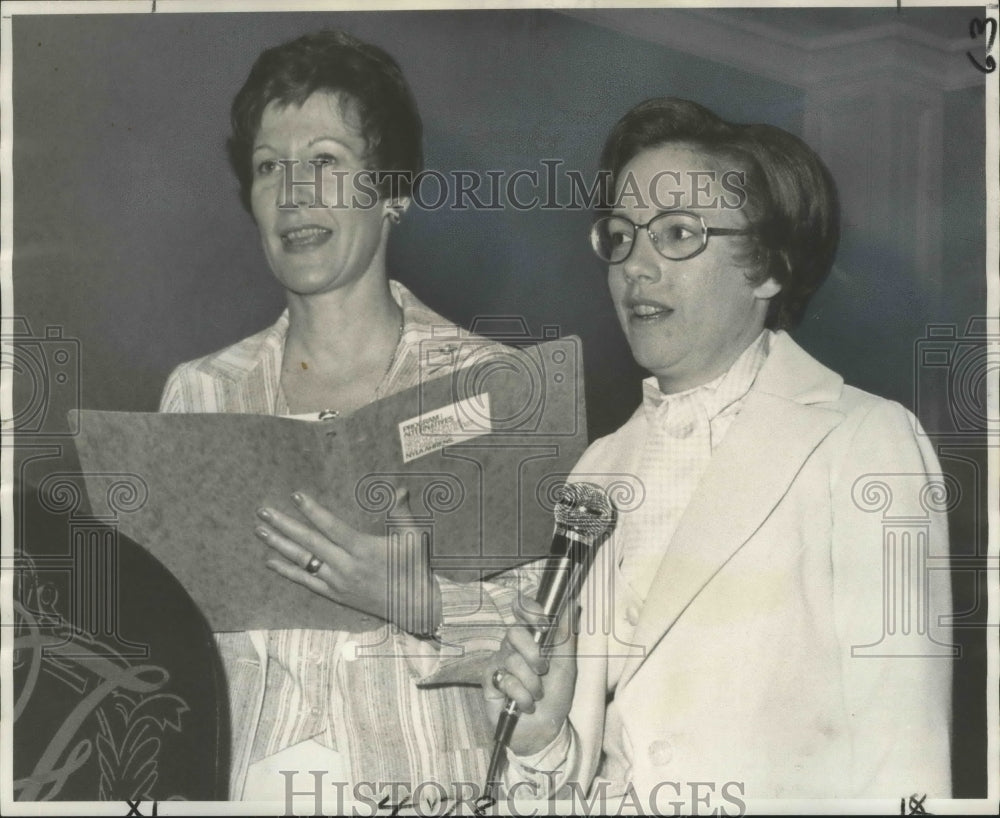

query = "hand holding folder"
[[255, 486, 441, 636], [69, 338, 588, 633]]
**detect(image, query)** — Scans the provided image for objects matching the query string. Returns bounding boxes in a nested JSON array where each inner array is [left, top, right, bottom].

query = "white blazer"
[[509, 332, 952, 804]]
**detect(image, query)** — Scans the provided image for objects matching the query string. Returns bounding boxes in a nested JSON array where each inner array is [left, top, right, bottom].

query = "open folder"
[[69, 338, 587, 632]]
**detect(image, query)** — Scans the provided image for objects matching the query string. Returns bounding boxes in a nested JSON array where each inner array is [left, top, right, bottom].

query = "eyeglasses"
[[589, 210, 752, 264]]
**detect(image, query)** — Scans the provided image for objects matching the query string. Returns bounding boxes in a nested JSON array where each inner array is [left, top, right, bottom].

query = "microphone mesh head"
[[553, 482, 616, 538]]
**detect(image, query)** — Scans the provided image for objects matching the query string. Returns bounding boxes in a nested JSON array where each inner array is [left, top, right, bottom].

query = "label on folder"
[[399, 393, 492, 462]]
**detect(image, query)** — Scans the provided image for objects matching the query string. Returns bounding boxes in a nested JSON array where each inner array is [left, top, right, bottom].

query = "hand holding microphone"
[[482, 482, 615, 787], [483, 598, 577, 753]]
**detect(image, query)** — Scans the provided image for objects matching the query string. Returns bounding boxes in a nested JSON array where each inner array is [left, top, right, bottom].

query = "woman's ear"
[[383, 197, 411, 224], [753, 277, 782, 300]]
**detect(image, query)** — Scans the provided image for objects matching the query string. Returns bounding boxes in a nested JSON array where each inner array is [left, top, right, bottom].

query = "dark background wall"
[[11, 9, 808, 440], [10, 10, 985, 436], [8, 7, 988, 799]]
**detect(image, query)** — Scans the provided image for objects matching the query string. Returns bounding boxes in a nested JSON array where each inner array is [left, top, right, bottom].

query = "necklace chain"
[[374, 320, 405, 396], [318, 319, 403, 420]]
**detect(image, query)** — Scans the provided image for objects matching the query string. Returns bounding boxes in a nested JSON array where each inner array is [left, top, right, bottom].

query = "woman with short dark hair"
[[161, 29, 498, 800], [594, 96, 840, 331], [484, 97, 952, 805], [227, 28, 424, 213]]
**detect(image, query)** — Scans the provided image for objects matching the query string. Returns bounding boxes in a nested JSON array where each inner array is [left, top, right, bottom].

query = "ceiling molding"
[[563, 8, 981, 93]]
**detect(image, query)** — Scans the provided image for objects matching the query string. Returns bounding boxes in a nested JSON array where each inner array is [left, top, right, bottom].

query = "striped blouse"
[[159, 281, 523, 799]]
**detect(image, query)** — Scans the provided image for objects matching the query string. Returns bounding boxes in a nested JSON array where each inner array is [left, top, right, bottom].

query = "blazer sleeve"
[[829, 398, 952, 797]]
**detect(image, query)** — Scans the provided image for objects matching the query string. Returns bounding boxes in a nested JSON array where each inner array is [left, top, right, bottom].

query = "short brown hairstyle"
[[598, 98, 839, 330], [227, 29, 423, 212]]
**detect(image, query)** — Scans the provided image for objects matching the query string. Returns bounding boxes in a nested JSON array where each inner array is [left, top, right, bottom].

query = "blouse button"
[[648, 739, 673, 766]]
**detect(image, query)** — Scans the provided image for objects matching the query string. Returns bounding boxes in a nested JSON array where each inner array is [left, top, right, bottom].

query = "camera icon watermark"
[[913, 318, 998, 438], [416, 317, 582, 438], [1, 317, 82, 437]]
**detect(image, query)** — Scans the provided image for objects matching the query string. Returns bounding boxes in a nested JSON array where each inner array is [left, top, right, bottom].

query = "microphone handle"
[[485, 530, 592, 791]]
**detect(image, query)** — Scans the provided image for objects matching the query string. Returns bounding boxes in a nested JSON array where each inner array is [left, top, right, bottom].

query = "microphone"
[[484, 481, 616, 795]]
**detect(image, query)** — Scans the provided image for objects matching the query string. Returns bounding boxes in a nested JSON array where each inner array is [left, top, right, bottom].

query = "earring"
[[386, 205, 402, 224]]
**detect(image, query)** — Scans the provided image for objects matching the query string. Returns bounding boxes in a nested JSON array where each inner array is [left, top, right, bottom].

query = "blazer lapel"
[[616, 338, 845, 687]]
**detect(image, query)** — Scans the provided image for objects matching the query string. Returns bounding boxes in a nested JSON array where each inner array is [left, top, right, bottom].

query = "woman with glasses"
[[481, 97, 952, 806]]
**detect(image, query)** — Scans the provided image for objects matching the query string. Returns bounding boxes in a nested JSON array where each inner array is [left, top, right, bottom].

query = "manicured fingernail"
[[291, 492, 304, 506], [256, 507, 272, 521], [254, 526, 270, 540]]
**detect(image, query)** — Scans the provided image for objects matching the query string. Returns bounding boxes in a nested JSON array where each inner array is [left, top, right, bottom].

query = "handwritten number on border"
[[900, 793, 931, 815], [967, 16, 997, 73]]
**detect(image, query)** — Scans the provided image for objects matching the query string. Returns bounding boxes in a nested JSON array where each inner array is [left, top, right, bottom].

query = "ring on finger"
[[304, 555, 323, 575], [491, 668, 507, 690]]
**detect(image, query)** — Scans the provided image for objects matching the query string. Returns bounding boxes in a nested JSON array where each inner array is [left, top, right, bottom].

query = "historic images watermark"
[[275, 770, 748, 816], [265, 160, 748, 212]]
